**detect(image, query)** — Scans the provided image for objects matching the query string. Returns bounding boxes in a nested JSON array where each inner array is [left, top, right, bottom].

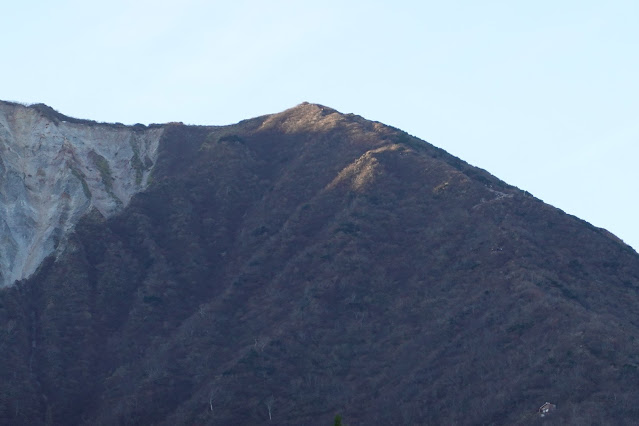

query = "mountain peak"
[[256, 102, 346, 133]]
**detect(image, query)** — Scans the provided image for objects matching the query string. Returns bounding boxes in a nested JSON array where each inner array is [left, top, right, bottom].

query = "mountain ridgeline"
[[1, 102, 639, 425]]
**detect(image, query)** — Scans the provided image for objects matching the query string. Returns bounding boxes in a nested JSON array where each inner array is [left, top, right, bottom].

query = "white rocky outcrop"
[[0, 102, 164, 286]]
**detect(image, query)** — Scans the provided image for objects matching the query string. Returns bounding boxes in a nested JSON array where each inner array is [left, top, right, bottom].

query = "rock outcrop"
[[0, 101, 162, 286]]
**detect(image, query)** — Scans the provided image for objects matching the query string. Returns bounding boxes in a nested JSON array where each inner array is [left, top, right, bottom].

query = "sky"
[[2, 0, 638, 250]]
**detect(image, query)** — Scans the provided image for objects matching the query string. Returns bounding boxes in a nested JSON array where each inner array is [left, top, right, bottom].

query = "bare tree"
[[198, 304, 207, 318], [209, 389, 217, 413], [254, 337, 268, 352], [208, 376, 223, 415], [265, 395, 274, 421]]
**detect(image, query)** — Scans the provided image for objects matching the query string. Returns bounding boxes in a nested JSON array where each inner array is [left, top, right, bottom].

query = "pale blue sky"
[[2, 1, 638, 250]]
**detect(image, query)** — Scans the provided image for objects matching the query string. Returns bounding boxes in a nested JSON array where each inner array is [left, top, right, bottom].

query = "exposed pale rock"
[[0, 102, 163, 286]]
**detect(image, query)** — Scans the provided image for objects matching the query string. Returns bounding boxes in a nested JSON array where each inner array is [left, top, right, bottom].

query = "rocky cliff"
[[0, 101, 162, 286]]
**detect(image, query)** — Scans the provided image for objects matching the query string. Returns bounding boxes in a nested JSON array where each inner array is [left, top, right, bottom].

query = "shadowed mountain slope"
[[1, 103, 639, 425]]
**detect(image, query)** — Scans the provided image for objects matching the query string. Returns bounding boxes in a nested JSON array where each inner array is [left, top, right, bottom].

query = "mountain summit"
[[1, 102, 638, 425]]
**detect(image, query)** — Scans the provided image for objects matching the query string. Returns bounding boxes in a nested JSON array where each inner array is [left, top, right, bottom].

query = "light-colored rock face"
[[0, 102, 163, 286]]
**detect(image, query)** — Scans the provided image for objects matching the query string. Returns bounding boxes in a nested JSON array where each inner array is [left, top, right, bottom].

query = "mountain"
[[1, 101, 639, 425]]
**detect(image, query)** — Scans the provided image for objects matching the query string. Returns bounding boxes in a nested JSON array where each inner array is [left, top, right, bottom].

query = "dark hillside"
[[1, 103, 639, 425]]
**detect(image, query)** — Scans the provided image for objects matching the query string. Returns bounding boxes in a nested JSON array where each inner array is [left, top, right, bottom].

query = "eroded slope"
[[0, 102, 162, 286]]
